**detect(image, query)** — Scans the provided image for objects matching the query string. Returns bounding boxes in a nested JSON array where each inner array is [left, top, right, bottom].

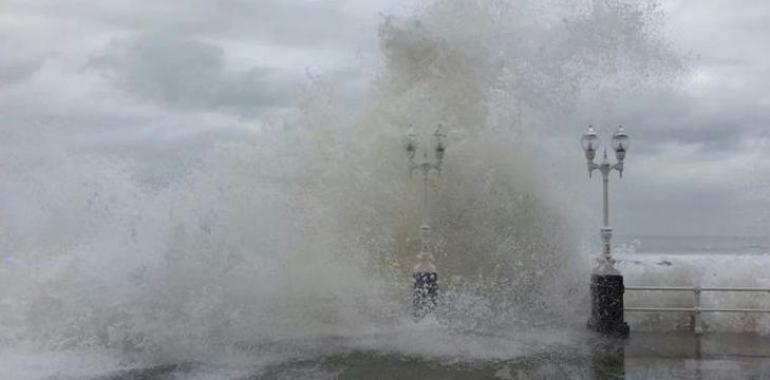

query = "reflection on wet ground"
[[90, 332, 770, 380]]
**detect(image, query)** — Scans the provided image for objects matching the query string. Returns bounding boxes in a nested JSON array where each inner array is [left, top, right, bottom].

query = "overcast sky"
[[1, 0, 769, 237], [614, 1, 770, 236]]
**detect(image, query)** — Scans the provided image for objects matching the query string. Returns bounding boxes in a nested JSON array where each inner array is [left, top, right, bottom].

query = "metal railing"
[[625, 286, 770, 334]]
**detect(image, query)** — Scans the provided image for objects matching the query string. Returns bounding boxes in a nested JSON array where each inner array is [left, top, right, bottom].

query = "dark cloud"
[[88, 34, 302, 115]]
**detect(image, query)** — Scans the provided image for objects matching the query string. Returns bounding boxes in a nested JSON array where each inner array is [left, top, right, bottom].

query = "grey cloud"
[[9, 0, 373, 49], [1, 0, 769, 239], [600, 71, 770, 156], [0, 56, 46, 87], [89, 34, 301, 116], [617, 182, 752, 236], [571, 1, 770, 161]]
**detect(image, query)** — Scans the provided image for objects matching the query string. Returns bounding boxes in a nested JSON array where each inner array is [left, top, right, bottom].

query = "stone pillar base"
[[588, 274, 630, 337], [413, 272, 438, 319]]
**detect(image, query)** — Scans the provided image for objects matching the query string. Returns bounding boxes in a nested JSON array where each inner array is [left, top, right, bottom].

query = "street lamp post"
[[582, 125, 631, 337], [406, 124, 445, 319]]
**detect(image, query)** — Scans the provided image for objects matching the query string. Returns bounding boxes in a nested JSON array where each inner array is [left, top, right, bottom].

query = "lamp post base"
[[588, 274, 629, 337], [413, 272, 438, 320]]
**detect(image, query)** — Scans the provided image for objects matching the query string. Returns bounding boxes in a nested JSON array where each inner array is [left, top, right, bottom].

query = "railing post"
[[693, 287, 703, 335]]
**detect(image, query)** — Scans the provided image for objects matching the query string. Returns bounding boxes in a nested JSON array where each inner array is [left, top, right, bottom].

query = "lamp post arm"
[[612, 161, 624, 178], [433, 161, 443, 176], [587, 161, 599, 177]]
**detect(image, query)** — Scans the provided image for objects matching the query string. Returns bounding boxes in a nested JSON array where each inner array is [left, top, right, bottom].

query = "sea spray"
[[0, 0, 681, 365]]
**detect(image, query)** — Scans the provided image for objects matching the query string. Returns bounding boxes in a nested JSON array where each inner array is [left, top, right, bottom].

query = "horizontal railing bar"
[[700, 288, 770, 292], [625, 286, 694, 291], [626, 307, 770, 313], [626, 286, 770, 292], [703, 308, 770, 313], [625, 307, 692, 312]]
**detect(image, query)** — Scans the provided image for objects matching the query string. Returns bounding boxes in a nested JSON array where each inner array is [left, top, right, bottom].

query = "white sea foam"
[[620, 251, 770, 334]]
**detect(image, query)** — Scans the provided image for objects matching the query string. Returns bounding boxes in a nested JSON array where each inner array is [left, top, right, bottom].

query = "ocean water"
[[616, 235, 770, 256]]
